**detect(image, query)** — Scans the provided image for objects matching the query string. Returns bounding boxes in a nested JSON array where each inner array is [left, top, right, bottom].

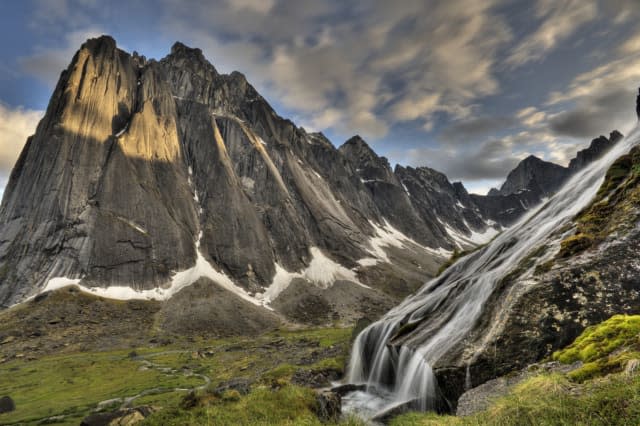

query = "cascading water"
[[344, 125, 640, 419]]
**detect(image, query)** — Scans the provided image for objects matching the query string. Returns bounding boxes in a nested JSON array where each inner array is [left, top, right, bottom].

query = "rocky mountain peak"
[[339, 135, 396, 182], [81, 35, 117, 54], [167, 41, 217, 69], [496, 155, 568, 197]]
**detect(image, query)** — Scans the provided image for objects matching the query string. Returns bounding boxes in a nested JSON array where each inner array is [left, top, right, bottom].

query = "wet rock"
[[371, 399, 420, 423], [291, 369, 341, 388], [314, 389, 341, 423], [0, 396, 15, 413], [330, 383, 365, 396], [351, 317, 372, 342]]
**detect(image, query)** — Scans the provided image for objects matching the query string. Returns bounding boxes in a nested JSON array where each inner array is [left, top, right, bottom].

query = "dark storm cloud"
[[403, 138, 520, 181], [550, 87, 636, 138]]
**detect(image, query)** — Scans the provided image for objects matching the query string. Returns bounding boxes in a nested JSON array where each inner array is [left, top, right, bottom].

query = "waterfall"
[[344, 126, 640, 419]]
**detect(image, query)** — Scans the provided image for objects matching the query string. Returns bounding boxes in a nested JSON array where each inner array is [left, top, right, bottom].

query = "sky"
[[1, 0, 640, 196]]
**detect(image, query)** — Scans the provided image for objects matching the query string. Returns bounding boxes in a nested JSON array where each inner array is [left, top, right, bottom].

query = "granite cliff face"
[[0, 36, 503, 318]]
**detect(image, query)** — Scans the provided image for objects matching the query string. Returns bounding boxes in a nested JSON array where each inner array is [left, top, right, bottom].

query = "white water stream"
[[344, 126, 640, 419]]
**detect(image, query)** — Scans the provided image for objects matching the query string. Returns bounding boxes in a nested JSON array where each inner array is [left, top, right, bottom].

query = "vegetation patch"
[[0, 326, 354, 425], [552, 314, 640, 382], [558, 146, 640, 259]]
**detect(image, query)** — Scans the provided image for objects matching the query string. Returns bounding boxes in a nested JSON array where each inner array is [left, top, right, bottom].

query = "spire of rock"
[[636, 87, 640, 120]]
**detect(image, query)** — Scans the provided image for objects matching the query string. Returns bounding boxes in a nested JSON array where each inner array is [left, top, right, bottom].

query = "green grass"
[[141, 383, 367, 426], [0, 349, 205, 425], [392, 371, 640, 426], [0, 326, 354, 425]]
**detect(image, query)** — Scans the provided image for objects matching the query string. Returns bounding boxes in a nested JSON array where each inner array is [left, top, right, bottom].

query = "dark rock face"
[[434, 225, 640, 410], [0, 35, 623, 335]]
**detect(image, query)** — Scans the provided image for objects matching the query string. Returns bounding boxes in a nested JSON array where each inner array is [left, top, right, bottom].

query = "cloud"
[[225, 0, 275, 14], [506, 0, 597, 67], [549, 88, 634, 138], [516, 107, 547, 127], [438, 116, 516, 144], [159, 0, 511, 138], [19, 27, 105, 86], [398, 137, 521, 182], [546, 57, 639, 139], [0, 103, 43, 190]]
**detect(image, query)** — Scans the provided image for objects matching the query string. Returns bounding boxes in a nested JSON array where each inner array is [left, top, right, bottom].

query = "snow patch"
[[256, 247, 369, 304], [445, 223, 500, 248], [358, 220, 450, 267], [402, 183, 411, 196], [44, 277, 82, 292], [39, 236, 268, 308]]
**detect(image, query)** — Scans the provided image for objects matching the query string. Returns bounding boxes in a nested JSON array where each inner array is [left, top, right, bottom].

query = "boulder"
[[0, 396, 15, 413]]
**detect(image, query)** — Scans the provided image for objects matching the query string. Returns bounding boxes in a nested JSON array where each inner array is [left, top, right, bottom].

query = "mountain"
[[490, 155, 570, 197], [345, 96, 640, 416], [488, 131, 623, 199], [0, 36, 504, 323], [0, 35, 622, 335]]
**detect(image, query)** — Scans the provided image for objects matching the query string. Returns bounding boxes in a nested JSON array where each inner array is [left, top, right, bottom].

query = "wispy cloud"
[[506, 0, 597, 67]]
